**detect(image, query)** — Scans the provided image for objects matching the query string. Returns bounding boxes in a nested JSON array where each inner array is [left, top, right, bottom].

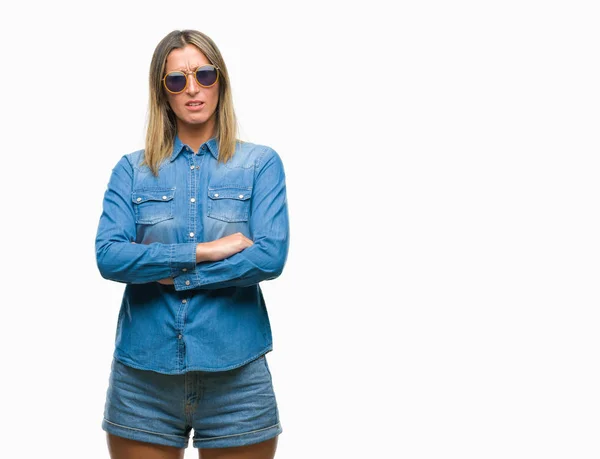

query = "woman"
[[95, 29, 289, 459]]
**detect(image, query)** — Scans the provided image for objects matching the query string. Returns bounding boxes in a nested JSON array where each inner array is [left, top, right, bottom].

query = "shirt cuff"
[[169, 243, 197, 278], [173, 269, 200, 291]]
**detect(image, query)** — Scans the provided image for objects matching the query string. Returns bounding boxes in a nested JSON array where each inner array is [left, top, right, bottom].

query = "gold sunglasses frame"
[[162, 64, 221, 94]]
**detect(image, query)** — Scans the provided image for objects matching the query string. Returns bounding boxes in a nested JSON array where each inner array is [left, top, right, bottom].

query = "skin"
[[107, 435, 278, 459], [108, 44, 276, 458]]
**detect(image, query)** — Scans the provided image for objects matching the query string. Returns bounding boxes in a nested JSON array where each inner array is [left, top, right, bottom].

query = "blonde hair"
[[143, 29, 241, 175]]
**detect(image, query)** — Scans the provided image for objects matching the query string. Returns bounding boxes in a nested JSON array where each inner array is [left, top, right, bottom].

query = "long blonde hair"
[[143, 29, 241, 175]]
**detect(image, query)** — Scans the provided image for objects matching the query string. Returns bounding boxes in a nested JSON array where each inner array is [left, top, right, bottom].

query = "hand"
[[196, 232, 254, 262]]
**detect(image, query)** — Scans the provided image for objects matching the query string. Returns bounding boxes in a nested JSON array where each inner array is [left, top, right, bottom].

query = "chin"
[[190, 118, 211, 127], [182, 111, 214, 123], [179, 114, 204, 124]]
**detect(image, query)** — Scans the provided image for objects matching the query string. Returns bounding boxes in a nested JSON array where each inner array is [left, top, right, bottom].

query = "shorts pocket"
[[132, 188, 175, 224], [207, 186, 252, 223], [262, 355, 273, 380]]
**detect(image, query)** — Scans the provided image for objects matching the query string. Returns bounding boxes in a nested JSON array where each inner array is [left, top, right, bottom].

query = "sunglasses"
[[162, 64, 220, 94]]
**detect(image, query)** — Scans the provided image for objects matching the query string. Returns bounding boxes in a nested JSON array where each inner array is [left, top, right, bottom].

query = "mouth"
[[185, 101, 205, 111]]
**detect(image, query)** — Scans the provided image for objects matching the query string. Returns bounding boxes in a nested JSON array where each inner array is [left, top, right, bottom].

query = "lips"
[[185, 100, 205, 112]]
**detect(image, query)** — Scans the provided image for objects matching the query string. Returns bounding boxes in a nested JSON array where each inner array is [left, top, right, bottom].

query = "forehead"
[[165, 44, 210, 72]]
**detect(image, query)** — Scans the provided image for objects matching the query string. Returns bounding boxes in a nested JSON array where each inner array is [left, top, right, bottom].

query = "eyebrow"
[[168, 64, 206, 72]]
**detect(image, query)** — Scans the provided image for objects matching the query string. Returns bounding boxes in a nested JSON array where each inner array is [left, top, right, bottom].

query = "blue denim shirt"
[[95, 135, 289, 374]]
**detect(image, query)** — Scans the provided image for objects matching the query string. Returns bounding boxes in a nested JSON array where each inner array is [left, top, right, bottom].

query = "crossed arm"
[[131, 233, 254, 285], [95, 149, 289, 291]]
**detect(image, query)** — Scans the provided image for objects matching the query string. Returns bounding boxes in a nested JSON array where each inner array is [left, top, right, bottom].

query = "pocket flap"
[[207, 187, 252, 201], [132, 188, 175, 204]]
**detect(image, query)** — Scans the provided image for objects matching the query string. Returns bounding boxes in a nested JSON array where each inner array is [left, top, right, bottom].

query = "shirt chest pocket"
[[131, 188, 175, 224], [207, 186, 252, 223]]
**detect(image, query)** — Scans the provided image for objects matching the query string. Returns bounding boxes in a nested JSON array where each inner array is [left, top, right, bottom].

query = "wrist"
[[195, 242, 212, 263]]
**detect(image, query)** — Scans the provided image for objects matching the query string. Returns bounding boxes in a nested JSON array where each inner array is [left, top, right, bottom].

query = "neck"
[[176, 117, 217, 153]]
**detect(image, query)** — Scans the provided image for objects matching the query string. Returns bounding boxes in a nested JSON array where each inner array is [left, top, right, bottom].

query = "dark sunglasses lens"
[[165, 73, 187, 92], [196, 67, 217, 86]]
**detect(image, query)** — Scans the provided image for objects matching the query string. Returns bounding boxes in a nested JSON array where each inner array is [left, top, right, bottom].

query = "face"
[[163, 44, 220, 130]]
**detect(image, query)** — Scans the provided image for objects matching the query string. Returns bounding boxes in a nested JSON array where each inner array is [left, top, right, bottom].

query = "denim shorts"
[[101, 354, 282, 449]]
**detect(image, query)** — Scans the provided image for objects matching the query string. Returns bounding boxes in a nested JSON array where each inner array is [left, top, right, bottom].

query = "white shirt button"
[[239, 194, 244, 199], [162, 196, 167, 200], [182, 299, 187, 304], [136, 197, 142, 202], [190, 165, 195, 170], [214, 193, 219, 197], [189, 232, 194, 238], [185, 280, 190, 286], [182, 268, 187, 272], [178, 334, 182, 339], [190, 198, 196, 203]]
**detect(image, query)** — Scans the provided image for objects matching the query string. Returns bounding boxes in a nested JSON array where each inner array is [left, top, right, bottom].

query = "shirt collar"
[[170, 134, 219, 161]]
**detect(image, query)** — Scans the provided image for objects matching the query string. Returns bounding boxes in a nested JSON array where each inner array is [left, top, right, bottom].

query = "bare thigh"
[[199, 436, 278, 459], [107, 433, 185, 459]]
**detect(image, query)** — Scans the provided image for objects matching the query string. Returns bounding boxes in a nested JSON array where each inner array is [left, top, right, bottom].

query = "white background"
[[1, 1, 599, 458]]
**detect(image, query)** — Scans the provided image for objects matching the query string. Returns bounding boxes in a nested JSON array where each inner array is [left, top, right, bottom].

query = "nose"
[[186, 73, 200, 96]]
